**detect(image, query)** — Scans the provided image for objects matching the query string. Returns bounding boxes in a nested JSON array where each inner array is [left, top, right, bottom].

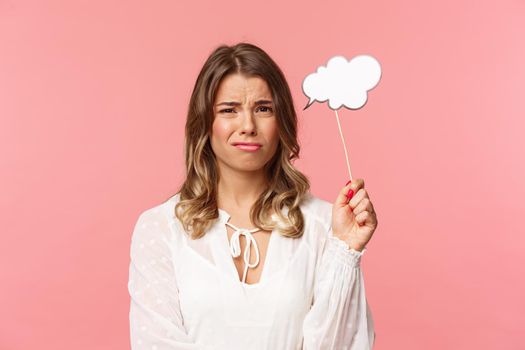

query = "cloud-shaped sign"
[[302, 55, 381, 110]]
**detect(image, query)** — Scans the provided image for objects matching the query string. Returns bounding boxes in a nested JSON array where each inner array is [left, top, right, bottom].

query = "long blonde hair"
[[173, 42, 310, 239]]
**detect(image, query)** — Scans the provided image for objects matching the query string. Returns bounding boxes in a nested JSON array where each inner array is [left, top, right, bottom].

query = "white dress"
[[128, 192, 375, 350]]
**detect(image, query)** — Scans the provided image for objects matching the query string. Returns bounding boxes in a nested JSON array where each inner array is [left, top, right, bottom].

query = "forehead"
[[215, 73, 272, 100]]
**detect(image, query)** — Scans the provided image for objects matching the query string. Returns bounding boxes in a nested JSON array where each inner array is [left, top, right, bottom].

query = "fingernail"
[[346, 189, 354, 199], [345, 180, 352, 186]]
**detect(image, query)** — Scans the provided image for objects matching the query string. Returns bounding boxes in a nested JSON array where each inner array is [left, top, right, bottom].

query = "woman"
[[128, 42, 378, 349]]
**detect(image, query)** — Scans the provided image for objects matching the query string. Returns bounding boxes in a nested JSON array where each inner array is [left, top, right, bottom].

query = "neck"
[[216, 165, 268, 210]]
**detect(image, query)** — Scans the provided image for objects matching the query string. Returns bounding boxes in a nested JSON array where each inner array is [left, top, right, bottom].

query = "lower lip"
[[234, 144, 261, 151]]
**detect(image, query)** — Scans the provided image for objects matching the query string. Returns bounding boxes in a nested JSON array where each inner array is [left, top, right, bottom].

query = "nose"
[[239, 110, 257, 135]]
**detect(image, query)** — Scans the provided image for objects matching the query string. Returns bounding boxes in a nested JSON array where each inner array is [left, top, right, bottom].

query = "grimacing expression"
[[211, 73, 279, 173]]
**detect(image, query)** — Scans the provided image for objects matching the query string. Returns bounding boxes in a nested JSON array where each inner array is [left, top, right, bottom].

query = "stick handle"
[[334, 109, 353, 181]]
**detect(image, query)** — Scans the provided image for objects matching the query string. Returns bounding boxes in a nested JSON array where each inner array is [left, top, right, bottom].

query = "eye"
[[219, 108, 235, 113], [256, 106, 273, 113]]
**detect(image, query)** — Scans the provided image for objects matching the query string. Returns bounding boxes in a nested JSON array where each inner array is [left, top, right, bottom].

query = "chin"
[[237, 164, 266, 172], [228, 160, 267, 172]]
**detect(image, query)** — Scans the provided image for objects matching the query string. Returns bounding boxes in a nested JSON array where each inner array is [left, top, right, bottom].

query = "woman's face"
[[211, 73, 279, 174]]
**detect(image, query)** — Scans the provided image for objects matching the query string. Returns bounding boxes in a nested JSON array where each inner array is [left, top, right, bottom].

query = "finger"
[[355, 210, 374, 226], [350, 178, 365, 191], [348, 178, 365, 202], [352, 197, 372, 215], [335, 184, 353, 209], [335, 178, 365, 209], [349, 188, 367, 209]]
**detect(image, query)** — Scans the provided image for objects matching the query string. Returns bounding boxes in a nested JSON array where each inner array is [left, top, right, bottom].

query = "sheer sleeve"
[[302, 228, 376, 349], [128, 209, 204, 349]]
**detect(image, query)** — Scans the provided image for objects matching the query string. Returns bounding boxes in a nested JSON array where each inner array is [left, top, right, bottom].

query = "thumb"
[[334, 180, 354, 209]]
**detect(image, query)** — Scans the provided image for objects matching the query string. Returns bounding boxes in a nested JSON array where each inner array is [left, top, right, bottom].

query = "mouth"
[[232, 142, 262, 151]]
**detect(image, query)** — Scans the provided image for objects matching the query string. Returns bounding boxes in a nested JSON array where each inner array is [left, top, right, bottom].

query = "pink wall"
[[1, 0, 524, 348]]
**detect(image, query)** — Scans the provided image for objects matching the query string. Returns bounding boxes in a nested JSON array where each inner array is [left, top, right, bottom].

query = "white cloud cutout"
[[302, 54, 382, 110]]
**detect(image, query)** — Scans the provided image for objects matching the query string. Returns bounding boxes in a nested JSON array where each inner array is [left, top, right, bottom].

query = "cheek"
[[211, 120, 231, 142], [265, 122, 279, 145]]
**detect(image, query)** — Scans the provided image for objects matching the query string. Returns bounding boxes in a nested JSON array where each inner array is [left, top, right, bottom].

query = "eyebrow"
[[215, 99, 273, 107]]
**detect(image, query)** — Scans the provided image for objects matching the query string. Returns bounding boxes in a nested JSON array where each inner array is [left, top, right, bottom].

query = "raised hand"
[[331, 178, 378, 251]]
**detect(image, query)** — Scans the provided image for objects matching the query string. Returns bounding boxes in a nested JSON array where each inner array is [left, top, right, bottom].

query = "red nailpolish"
[[345, 180, 352, 186], [346, 189, 354, 199]]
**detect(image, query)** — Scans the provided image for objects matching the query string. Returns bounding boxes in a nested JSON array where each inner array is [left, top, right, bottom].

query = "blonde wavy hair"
[[173, 42, 311, 240]]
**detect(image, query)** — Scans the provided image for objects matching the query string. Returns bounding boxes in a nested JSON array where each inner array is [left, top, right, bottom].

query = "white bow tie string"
[[225, 222, 261, 284]]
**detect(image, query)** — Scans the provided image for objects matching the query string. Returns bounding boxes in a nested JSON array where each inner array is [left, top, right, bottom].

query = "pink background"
[[1, 0, 524, 349]]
